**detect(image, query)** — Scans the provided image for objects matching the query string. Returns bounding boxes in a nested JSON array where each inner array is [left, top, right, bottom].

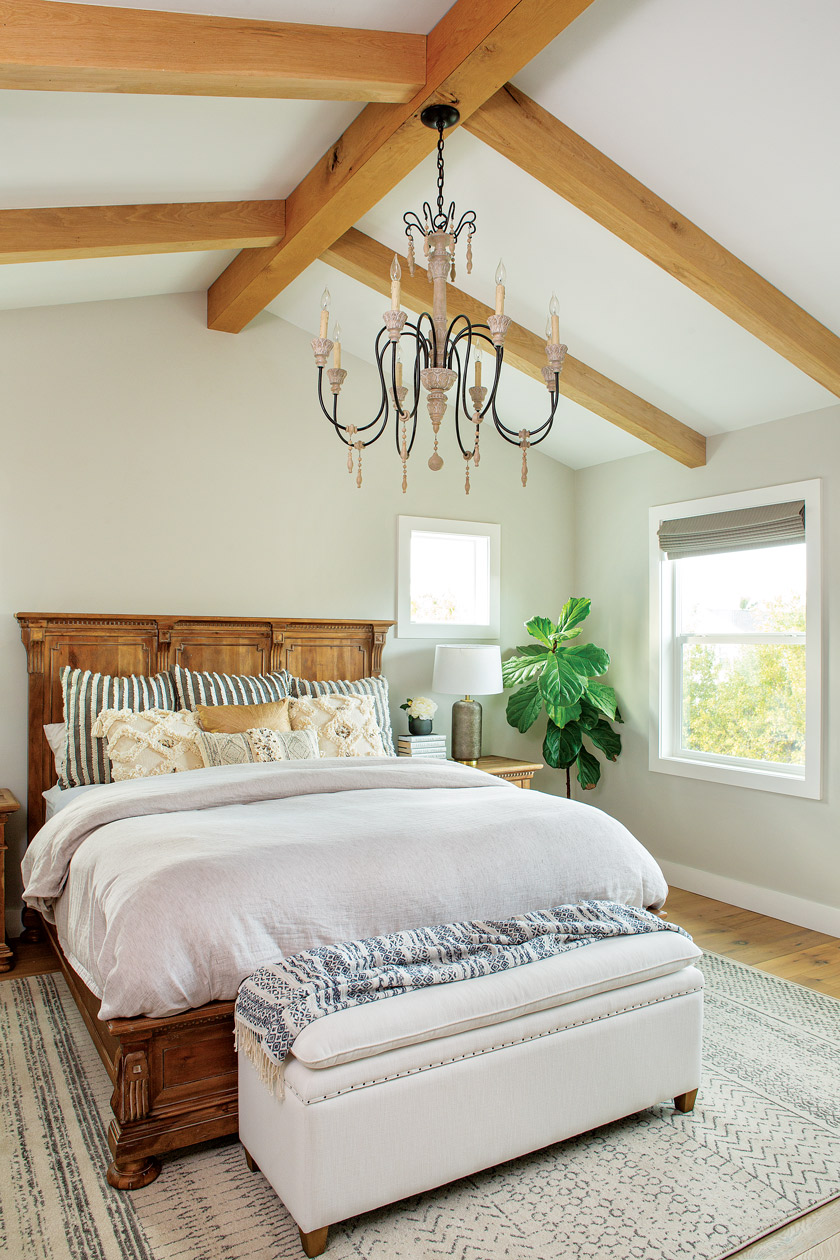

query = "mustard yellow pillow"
[[195, 699, 291, 734]]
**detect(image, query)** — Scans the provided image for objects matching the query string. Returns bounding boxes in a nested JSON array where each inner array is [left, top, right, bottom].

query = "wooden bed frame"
[[17, 611, 393, 1190]]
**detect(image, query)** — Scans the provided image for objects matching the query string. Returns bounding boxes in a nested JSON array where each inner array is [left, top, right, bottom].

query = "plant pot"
[[408, 718, 433, 736]]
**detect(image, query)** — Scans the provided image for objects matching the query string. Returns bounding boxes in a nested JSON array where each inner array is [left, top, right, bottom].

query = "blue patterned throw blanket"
[[235, 902, 690, 1095]]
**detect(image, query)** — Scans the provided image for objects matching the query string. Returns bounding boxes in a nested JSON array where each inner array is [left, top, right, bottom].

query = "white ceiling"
[[5, 0, 840, 468]]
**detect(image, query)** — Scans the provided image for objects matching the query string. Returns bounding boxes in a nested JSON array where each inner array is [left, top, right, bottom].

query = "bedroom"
[[0, 0, 838, 1257]]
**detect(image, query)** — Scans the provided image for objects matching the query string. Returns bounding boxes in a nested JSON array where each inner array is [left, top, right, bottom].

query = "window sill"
[[649, 752, 820, 799]]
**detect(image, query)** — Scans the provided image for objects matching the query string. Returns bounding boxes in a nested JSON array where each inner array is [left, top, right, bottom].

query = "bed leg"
[[674, 1088, 698, 1113], [243, 1146, 259, 1173], [299, 1225, 329, 1257], [106, 1155, 162, 1190], [20, 906, 44, 944]]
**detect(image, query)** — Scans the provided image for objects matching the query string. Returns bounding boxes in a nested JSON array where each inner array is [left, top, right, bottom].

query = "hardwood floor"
[[2, 887, 837, 1259]]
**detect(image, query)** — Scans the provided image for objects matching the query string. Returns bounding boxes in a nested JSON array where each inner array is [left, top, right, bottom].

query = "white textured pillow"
[[91, 708, 203, 781], [44, 722, 67, 780], [195, 727, 320, 768], [289, 695, 385, 758]]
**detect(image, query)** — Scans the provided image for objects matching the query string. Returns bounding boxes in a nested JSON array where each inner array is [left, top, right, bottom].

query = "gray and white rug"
[[1, 953, 838, 1260]]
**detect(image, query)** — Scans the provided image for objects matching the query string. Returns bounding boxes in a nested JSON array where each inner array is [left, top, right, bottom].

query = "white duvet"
[[22, 758, 668, 1020]]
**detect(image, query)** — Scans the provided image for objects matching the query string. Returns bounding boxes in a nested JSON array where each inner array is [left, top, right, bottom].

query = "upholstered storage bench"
[[239, 930, 704, 1257]]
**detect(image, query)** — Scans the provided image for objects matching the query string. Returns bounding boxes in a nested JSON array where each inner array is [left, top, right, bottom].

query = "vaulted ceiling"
[[1, 0, 838, 469]]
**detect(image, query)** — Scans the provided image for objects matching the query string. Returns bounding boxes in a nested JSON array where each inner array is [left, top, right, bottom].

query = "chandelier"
[[311, 104, 567, 494]]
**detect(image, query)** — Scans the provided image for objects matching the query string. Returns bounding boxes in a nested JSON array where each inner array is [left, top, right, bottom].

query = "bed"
[[17, 611, 667, 1191]]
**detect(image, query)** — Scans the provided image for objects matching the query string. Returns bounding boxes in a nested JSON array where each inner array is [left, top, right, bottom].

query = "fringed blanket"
[[234, 901, 690, 1096]]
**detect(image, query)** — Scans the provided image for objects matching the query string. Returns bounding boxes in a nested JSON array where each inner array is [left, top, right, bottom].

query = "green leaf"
[[502, 652, 549, 687], [555, 597, 591, 640], [584, 681, 618, 721], [556, 721, 583, 764], [561, 642, 610, 677], [586, 719, 622, 761], [539, 653, 585, 719], [576, 701, 600, 731], [542, 720, 578, 770], [506, 681, 544, 733], [576, 745, 601, 789], [552, 701, 582, 728], [525, 615, 557, 648], [516, 644, 551, 657], [614, 703, 625, 724]]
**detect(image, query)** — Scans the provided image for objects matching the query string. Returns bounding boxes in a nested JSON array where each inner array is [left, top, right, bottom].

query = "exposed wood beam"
[[322, 229, 706, 468], [0, 201, 285, 263], [0, 1, 426, 102], [466, 84, 840, 398], [207, 0, 595, 334]]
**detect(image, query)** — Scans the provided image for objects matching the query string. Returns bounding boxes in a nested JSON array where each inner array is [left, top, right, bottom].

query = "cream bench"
[[239, 930, 704, 1257]]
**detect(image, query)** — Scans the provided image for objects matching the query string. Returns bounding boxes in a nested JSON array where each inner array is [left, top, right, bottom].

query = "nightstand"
[[0, 789, 20, 973], [471, 756, 543, 789]]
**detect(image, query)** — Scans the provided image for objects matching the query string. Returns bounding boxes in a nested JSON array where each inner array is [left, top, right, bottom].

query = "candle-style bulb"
[[321, 287, 331, 311], [549, 291, 560, 316], [390, 255, 402, 282], [495, 259, 506, 287]]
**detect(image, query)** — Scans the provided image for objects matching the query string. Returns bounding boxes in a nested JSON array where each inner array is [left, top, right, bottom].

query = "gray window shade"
[[658, 500, 805, 560]]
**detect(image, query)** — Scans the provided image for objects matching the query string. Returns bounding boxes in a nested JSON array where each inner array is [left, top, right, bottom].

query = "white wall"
[[0, 292, 575, 921], [575, 404, 840, 929]]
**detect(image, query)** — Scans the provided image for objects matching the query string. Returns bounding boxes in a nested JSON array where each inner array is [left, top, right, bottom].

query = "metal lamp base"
[[451, 698, 482, 763]]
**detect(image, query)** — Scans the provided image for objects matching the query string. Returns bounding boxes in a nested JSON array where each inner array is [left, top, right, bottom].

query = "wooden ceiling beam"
[[207, 0, 595, 334], [0, 201, 285, 263], [466, 84, 840, 397], [322, 228, 706, 468], [0, 1, 426, 102]]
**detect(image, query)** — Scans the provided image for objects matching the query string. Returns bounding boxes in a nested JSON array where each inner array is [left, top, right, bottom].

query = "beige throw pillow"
[[91, 709, 203, 781], [195, 727, 320, 768], [289, 695, 385, 758], [195, 699, 291, 734]]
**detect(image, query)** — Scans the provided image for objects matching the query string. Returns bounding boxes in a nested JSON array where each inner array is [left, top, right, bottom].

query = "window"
[[397, 516, 500, 639], [650, 481, 821, 798]]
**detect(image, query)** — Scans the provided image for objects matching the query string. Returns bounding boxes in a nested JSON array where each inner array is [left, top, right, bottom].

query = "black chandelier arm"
[[451, 209, 477, 242], [448, 322, 496, 419], [316, 367, 353, 443], [487, 372, 561, 446], [448, 344, 477, 460]]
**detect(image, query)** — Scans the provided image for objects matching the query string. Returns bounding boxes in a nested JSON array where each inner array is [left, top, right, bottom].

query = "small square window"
[[398, 516, 500, 639]]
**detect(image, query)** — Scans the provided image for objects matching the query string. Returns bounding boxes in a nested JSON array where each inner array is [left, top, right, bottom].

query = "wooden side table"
[[0, 789, 20, 973], [471, 756, 543, 789]]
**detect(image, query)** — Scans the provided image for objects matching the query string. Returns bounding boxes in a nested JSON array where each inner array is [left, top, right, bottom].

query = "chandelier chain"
[[436, 125, 446, 223]]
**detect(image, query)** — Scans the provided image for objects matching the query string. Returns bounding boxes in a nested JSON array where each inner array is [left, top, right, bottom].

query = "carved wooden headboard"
[[17, 612, 393, 840]]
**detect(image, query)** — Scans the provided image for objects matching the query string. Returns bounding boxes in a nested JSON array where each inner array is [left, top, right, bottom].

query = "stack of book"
[[397, 733, 447, 759]]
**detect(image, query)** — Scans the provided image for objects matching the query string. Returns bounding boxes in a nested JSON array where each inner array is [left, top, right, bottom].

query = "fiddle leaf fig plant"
[[503, 598, 623, 796]]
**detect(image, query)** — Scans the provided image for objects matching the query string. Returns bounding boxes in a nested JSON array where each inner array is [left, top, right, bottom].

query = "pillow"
[[43, 722, 67, 781], [61, 666, 177, 787], [91, 708, 203, 781], [195, 699, 291, 734], [172, 665, 292, 711], [289, 673, 394, 755], [289, 695, 385, 758], [195, 727, 320, 769]]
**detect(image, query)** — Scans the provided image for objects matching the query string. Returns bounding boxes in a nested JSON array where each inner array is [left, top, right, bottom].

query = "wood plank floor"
[[2, 887, 838, 1259]]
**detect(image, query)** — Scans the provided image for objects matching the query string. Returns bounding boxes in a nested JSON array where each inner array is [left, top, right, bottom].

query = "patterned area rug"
[[1, 953, 838, 1260]]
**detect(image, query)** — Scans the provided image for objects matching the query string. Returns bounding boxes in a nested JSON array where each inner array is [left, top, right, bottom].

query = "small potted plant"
[[400, 696, 438, 736]]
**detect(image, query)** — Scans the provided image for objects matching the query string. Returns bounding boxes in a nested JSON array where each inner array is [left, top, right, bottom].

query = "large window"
[[397, 516, 500, 639], [650, 481, 821, 798]]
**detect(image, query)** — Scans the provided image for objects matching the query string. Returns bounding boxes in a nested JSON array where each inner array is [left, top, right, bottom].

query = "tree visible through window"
[[676, 544, 806, 768]]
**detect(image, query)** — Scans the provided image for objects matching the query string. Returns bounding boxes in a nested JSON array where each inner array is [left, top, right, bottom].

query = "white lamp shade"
[[433, 644, 503, 696]]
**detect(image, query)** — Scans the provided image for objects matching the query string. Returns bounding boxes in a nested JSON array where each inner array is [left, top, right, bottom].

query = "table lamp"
[[433, 644, 503, 763]]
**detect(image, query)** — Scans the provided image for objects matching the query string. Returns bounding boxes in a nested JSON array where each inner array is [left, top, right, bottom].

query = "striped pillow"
[[61, 667, 177, 787], [172, 665, 292, 711], [289, 674, 395, 756]]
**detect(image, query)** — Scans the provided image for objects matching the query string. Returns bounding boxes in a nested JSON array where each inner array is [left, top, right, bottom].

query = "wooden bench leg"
[[299, 1225, 329, 1257], [674, 1088, 698, 1113], [243, 1146, 258, 1173]]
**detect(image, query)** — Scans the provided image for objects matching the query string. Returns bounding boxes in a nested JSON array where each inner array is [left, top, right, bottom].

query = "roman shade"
[[658, 500, 805, 560]]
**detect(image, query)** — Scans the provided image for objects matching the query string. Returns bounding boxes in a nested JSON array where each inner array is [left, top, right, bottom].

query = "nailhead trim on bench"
[[287, 981, 703, 1105]]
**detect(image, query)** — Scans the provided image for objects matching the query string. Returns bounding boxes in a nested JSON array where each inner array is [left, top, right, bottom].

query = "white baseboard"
[[659, 860, 840, 937]]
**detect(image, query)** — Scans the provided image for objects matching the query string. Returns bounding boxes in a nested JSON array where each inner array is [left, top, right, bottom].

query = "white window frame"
[[649, 479, 822, 799], [397, 515, 500, 639]]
